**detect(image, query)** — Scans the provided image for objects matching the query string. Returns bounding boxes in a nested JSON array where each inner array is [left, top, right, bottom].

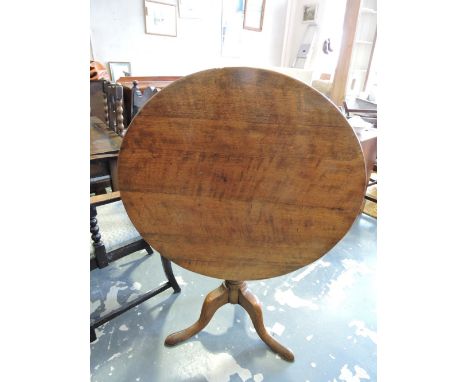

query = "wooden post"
[[329, 0, 361, 106]]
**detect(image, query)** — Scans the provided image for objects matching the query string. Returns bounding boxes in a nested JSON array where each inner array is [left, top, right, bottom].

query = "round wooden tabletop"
[[118, 68, 366, 280]]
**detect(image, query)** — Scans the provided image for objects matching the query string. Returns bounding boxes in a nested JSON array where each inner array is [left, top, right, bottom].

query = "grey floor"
[[91, 214, 376, 382]]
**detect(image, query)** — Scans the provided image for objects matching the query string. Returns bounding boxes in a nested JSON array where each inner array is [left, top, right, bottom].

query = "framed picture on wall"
[[243, 0, 266, 31], [108, 62, 132, 82], [144, 1, 177, 37], [302, 3, 318, 24]]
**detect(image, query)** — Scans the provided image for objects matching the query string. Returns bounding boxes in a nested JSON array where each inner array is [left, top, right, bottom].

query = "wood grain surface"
[[118, 67, 366, 280], [90, 117, 122, 156]]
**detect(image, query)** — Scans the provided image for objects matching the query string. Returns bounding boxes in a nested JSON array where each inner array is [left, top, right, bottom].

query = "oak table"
[[118, 68, 366, 362]]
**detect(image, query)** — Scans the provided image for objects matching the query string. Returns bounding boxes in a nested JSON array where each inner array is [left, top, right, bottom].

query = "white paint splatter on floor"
[[107, 353, 121, 362], [90, 215, 377, 382], [292, 260, 331, 282], [253, 373, 264, 382], [274, 288, 319, 309], [91, 299, 101, 313], [119, 324, 129, 331], [271, 322, 285, 336], [175, 276, 188, 286], [131, 282, 142, 290], [103, 284, 129, 313], [337, 364, 370, 381], [326, 259, 371, 305], [349, 320, 377, 344], [329, 354, 335, 359], [200, 352, 252, 382]]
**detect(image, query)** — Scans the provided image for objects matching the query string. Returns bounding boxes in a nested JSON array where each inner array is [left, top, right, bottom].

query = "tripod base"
[[164, 280, 294, 362]]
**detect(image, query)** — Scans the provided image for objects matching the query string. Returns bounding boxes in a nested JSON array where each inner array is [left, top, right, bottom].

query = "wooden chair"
[[122, 80, 158, 126], [90, 79, 181, 342], [90, 80, 127, 194], [90, 192, 152, 269], [90, 153, 118, 195], [90, 80, 112, 194], [105, 82, 127, 136], [90, 191, 181, 341], [117, 76, 182, 91], [90, 80, 109, 127], [90, 80, 127, 136]]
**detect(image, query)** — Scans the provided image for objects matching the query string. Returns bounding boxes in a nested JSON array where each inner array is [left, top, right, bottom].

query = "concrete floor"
[[91, 214, 376, 382]]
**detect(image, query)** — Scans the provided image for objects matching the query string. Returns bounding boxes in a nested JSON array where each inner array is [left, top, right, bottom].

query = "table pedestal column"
[[164, 280, 294, 362]]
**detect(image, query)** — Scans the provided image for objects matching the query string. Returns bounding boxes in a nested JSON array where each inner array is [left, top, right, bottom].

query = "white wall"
[[90, 0, 288, 76], [281, 0, 346, 80]]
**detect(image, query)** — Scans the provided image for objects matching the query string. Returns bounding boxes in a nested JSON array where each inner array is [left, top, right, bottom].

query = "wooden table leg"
[[165, 284, 229, 345], [164, 280, 294, 362], [238, 284, 295, 361]]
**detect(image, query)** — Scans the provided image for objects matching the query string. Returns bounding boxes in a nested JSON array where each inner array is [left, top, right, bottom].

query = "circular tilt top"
[[118, 67, 366, 280]]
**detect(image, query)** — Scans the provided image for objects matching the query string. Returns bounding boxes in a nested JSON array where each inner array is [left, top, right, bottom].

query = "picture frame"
[[302, 3, 318, 24], [144, 1, 177, 37], [243, 0, 266, 32], [108, 62, 132, 82]]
